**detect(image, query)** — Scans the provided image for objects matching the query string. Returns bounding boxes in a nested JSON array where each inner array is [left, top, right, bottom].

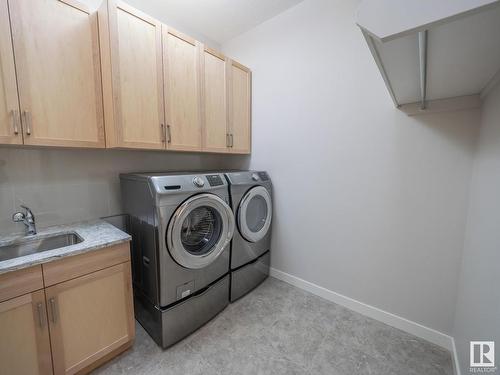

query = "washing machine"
[[224, 171, 273, 301], [120, 172, 234, 348]]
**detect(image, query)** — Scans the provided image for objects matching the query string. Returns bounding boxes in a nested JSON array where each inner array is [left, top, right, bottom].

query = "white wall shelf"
[[357, 0, 500, 114]]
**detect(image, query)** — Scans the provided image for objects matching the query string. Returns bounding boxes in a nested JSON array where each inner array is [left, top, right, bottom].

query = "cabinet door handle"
[[36, 302, 45, 328], [49, 297, 58, 324], [23, 110, 32, 136], [10, 110, 19, 135], [226, 133, 229, 147], [230, 134, 234, 148], [166, 125, 172, 143], [160, 123, 166, 143]]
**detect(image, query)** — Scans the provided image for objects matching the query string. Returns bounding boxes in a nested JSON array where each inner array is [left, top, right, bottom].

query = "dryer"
[[224, 171, 273, 301], [120, 172, 234, 348]]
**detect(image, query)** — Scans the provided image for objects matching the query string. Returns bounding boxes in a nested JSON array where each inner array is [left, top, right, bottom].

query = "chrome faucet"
[[12, 205, 37, 235]]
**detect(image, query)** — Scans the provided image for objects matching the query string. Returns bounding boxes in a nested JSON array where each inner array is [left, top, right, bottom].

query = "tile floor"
[[94, 277, 453, 375]]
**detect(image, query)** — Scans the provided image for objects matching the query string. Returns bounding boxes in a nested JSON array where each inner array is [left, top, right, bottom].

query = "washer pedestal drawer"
[[230, 251, 270, 302], [134, 274, 229, 349]]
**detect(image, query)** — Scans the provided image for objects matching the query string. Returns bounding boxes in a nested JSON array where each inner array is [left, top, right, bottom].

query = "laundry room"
[[0, 0, 499, 374]]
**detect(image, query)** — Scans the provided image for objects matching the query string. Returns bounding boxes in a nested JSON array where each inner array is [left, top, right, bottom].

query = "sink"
[[0, 232, 83, 262]]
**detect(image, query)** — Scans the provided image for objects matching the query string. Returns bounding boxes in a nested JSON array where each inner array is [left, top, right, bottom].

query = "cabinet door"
[[0, 291, 53, 375], [0, 0, 22, 145], [228, 60, 252, 154], [46, 262, 134, 375], [202, 48, 230, 153], [163, 27, 202, 151], [9, 0, 105, 148], [99, 0, 165, 149]]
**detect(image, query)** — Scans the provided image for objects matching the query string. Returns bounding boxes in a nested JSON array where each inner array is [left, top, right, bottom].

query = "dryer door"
[[167, 194, 235, 269], [238, 186, 273, 243]]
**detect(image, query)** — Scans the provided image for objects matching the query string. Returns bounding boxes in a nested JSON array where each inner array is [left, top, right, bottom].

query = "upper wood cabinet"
[[0, 290, 53, 375], [0, 0, 251, 153], [8, 0, 105, 148], [163, 27, 202, 151], [202, 48, 230, 153], [201, 51, 252, 154], [228, 60, 252, 154], [0, 0, 22, 145], [99, 0, 165, 149]]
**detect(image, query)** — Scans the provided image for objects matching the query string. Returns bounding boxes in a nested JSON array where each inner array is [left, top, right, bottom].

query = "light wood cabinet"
[[0, 243, 134, 375], [46, 262, 134, 375], [99, 0, 165, 149], [228, 60, 252, 154], [202, 48, 230, 153], [0, 0, 252, 154], [0, 0, 22, 145], [163, 27, 202, 151], [201, 51, 252, 154], [0, 290, 53, 375], [8, 0, 105, 148]]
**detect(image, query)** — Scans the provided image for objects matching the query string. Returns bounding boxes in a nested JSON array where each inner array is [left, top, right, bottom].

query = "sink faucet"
[[12, 205, 37, 235]]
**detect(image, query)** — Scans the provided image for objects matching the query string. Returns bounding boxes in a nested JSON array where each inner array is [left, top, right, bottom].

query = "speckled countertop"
[[0, 220, 131, 275]]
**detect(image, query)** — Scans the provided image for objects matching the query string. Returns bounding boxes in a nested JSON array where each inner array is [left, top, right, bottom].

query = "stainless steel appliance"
[[120, 172, 234, 348], [224, 171, 273, 301]]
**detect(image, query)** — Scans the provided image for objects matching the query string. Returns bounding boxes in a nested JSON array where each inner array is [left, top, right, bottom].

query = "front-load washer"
[[120, 172, 234, 348], [224, 171, 273, 301]]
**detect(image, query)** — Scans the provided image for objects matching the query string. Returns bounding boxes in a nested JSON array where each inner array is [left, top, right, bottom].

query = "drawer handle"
[[49, 297, 58, 324], [36, 302, 44, 328]]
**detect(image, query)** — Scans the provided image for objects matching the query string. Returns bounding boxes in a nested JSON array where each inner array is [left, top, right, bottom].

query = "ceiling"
[[82, 0, 303, 46]]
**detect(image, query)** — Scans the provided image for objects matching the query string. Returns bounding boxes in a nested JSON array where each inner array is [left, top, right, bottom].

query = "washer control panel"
[[205, 174, 224, 187], [192, 176, 205, 187]]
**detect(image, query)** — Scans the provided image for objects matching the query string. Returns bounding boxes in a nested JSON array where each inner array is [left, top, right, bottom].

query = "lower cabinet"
[[47, 262, 134, 374], [0, 290, 52, 375], [0, 243, 134, 375]]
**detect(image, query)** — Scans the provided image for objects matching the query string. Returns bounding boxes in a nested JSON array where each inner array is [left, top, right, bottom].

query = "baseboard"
[[270, 267, 455, 351], [451, 338, 462, 375]]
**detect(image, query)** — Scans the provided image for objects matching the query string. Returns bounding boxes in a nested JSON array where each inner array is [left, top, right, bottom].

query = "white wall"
[[453, 83, 500, 372], [222, 0, 480, 334], [0, 148, 247, 236]]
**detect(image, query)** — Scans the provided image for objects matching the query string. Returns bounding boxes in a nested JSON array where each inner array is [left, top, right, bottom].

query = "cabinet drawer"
[[43, 242, 130, 287], [0, 266, 44, 303]]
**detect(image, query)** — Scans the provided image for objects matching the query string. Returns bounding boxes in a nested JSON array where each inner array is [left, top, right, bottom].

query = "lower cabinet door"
[[0, 290, 53, 375], [46, 262, 135, 375]]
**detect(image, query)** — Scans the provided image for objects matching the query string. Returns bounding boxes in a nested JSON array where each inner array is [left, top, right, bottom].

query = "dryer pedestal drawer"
[[134, 274, 229, 349], [230, 251, 270, 302]]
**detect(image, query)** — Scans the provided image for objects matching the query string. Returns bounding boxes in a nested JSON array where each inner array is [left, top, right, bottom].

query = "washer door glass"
[[167, 194, 235, 269], [181, 206, 222, 255], [238, 186, 272, 243]]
